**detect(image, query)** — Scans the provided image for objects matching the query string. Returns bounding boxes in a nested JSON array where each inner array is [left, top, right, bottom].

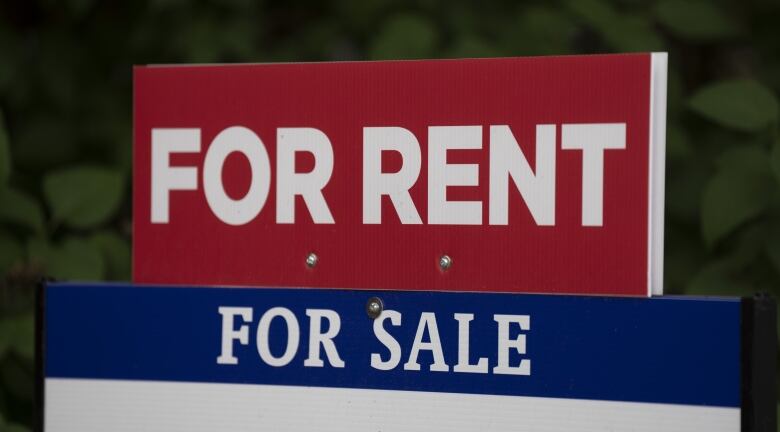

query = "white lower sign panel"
[[46, 380, 738, 432], [41, 284, 771, 431]]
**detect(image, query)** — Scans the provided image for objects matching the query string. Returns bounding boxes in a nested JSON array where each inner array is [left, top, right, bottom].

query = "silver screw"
[[306, 252, 318, 268], [439, 254, 452, 271], [366, 297, 383, 319]]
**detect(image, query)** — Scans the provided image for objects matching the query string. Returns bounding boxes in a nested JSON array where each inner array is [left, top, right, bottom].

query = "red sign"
[[133, 53, 667, 296]]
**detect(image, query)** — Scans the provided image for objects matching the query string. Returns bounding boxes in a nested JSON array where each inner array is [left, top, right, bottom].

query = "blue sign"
[[43, 283, 744, 431]]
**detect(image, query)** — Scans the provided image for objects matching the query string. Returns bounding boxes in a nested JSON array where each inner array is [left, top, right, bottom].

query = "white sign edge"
[[649, 52, 668, 296]]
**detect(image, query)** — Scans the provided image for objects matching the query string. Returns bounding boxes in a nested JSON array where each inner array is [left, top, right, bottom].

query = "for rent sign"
[[133, 53, 667, 296]]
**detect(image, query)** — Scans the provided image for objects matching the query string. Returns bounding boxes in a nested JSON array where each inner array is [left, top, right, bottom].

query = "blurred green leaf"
[[654, 0, 738, 41], [701, 165, 775, 247], [509, 7, 576, 56], [601, 16, 664, 52], [666, 125, 692, 160], [90, 231, 130, 281], [1, 423, 31, 432], [771, 138, 780, 186], [685, 261, 754, 296], [370, 14, 439, 60], [666, 67, 685, 120], [173, 14, 241, 63], [686, 224, 768, 295], [664, 225, 706, 293], [12, 116, 79, 172], [725, 223, 768, 271], [68, 0, 98, 18], [0, 29, 21, 94], [334, 0, 392, 32], [448, 36, 503, 58], [0, 356, 33, 401], [565, 0, 615, 29], [767, 226, 780, 277], [0, 109, 10, 186], [689, 79, 779, 132], [149, 0, 188, 9], [0, 408, 31, 432], [0, 188, 45, 235], [36, 33, 80, 111], [9, 316, 33, 361], [28, 237, 105, 281], [666, 160, 709, 223], [565, 0, 662, 52], [716, 145, 773, 173], [0, 231, 22, 275], [43, 166, 124, 230], [0, 315, 33, 361]]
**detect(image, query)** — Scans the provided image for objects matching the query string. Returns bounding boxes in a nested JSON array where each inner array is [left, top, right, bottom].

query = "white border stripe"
[[649, 52, 668, 296], [46, 378, 738, 432]]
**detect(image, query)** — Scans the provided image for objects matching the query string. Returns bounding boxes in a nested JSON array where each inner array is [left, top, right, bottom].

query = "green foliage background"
[[1, 0, 780, 429]]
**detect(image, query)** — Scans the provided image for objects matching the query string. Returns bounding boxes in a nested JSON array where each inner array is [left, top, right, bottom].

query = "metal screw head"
[[366, 297, 383, 319], [306, 252, 318, 268], [439, 254, 452, 271]]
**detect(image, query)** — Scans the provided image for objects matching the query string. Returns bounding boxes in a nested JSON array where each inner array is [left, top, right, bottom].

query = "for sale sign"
[[42, 283, 764, 432], [133, 53, 667, 296]]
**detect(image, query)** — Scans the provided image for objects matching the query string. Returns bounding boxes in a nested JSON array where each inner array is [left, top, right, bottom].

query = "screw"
[[306, 252, 318, 268], [439, 254, 452, 271], [366, 297, 383, 319]]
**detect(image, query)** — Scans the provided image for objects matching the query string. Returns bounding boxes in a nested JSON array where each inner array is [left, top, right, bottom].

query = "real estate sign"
[[133, 53, 668, 296], [42, 282, 768, 432]]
